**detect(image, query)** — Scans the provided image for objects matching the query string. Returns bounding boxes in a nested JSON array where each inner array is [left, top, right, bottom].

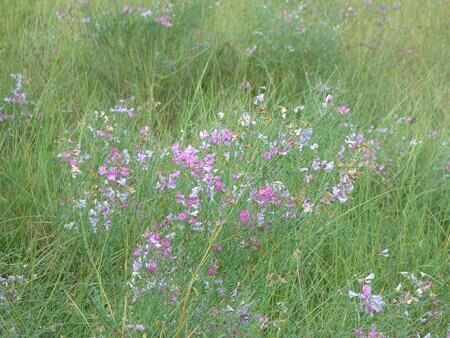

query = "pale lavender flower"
[[354, 326, 386, 338], [110, 98, 136, 117], [4, 74, 27, 106], [349, 283, 385, 316], [297, 128, 313, 149], [345, 133, 365, 150]]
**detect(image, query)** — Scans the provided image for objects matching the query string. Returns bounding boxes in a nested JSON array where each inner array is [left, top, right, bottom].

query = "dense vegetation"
[[0, 0, 449, 337]]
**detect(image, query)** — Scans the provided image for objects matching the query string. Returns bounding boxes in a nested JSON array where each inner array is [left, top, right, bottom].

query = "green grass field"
[[0, 0, 449, 337]]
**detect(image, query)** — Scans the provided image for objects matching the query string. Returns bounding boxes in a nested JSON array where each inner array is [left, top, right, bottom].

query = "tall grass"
[[0, 0, 449, 337]]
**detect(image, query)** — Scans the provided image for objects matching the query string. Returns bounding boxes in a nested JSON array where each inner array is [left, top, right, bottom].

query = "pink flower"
[[338, 105, 351, 115], [106, 168, 119, 182], [239, 209, 251, 225], [147, 260, 158, 273], [214, 178, 225, 192], [254, 185, 279, 207], [148, 233, 161, 247], [155, 15, 173, 28], [178, 212, 189, 222]]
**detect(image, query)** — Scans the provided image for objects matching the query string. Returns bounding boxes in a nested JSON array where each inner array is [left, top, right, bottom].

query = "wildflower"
[[140, 126, 151, 139], [214, 177, 225, 192], [4, 74, 27, 106], [296, 128, 313, 149], [345, 133, 365, 150], [110, 98, 136, 117], [331, 174, 354, 204], [147, 260, 158, 273], [239, 112, 256, 127], [140, 10, 153, 17], [202, 128, 237, 146], [338, 105, 351, 115], [378, 248, 390, 257], [207, 264, 219, 277], [239, 209, 251, 225], [253, 185, 279, 207], [349, 282, 385, 316], [178, 212, 189, 222], [303, 199, 314, 213], [156, 171, 180, 191], [155, 15, 173, 28], [324, 94, 333, 105], [354, 326, 386, 338]]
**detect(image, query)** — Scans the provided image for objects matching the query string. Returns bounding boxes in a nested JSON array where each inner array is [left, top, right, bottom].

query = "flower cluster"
[[130, 229, 177, 302], [4, 74, 27, 106], [354, 326, 386, 338], [349, 275, 385, 316], [200, 128, 237, 147]]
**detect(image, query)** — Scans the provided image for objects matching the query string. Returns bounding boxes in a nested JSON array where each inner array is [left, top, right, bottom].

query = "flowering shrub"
[[54, 85, 403, 334]]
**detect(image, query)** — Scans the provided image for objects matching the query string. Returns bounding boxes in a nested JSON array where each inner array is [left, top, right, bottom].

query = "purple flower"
[[214, 177, 225, 192], [345, 133, 365, 150], [106, 168, 119, 182], [264, 147, 279, 160], [297, 128, 313, 149], [209, 128, 236, 146], [349, 283, 385, 316], [361, 284, 384, 315], [156, 171, 180, 191], [331, 174, 354, 204], [354, 326, 386, 338]]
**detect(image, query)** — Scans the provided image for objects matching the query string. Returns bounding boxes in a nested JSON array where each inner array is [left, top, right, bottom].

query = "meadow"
[[0, 0, 449, 337]]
